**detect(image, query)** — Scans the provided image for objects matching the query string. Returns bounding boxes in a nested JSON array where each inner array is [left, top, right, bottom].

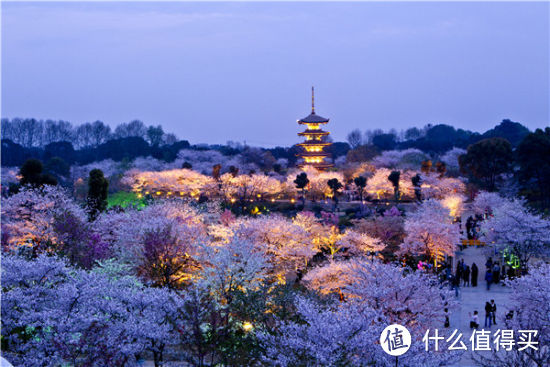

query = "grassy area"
[[107, 191, 147, 209]]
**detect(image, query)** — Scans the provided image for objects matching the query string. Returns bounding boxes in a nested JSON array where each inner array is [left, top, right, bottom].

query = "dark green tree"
[[435, 161, 446, 177], [146, 125, 165, 146], [45, 157, 70, 177], [327, 178, 343, 210], [388, 170, 401, 202], [482, 119, 530, 147], [87, 169, 109, 220], [212, 164, 222, 180], [353, 176, 367, 203], [294, 172, 309, 205], [459, 137, 513, 191], [411, 174, 422, 202], [516, 128, 550, 208], [19, 158, 57, 187]]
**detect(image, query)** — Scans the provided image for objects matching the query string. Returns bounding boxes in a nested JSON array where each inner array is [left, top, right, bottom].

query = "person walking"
[[456, 259, 463, 281], [485, 257, 493, 270], [490, 300, 497, 325], [452, 274, 460, 298], [493, 262, 501, 284], [471, 262, 479, 287], [484, 301, 492, 328], [463, 265, 471, 287], [444, 308, 450, 328], [485, 269, 493, 291], [470, 311, 479, 329]]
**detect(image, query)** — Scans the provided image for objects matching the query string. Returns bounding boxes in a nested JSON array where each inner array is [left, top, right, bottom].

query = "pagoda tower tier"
[[296, 87, 333, 170]]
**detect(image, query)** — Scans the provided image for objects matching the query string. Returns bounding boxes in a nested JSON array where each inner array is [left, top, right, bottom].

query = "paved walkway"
[[447, 246, 513, 366]]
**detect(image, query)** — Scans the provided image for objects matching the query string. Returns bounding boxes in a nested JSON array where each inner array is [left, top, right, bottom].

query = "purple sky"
[[2, 2, 548, 147]]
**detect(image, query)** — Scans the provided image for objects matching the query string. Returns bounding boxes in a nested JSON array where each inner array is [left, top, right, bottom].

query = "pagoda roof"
[[299, 152, 330, 157], [298, 130, 330, 136], [297, 162, 334, 170], [297, 141, 331, 146], [298, 112, 329, 124]]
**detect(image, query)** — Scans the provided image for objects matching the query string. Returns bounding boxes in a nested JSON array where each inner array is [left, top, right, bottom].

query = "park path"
[[446, 246, 513, 367]]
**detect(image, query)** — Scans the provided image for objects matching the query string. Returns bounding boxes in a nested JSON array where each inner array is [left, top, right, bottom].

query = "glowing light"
[[156, 191, 162, 195], [271, 198, 275, 202], [242, 322, 253, 332], [231, 198, 236, 203], [291, 198, 296, 203]]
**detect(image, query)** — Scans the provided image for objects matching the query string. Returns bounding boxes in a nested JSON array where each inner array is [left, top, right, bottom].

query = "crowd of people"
[[444, 256, 517, 331]]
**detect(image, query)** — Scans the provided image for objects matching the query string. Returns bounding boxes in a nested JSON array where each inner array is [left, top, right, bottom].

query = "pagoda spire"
[[311, 86, 315, 113], [297, 87, 333, 170]]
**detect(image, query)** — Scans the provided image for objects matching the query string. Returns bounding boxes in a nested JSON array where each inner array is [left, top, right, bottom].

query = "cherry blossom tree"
[[124, 168, 214, 198], [473, 263, 550, 367], [440, 147, 466, 173], [400, 199, 460, 264], [420, 173, 466, 200], [333, 229, 385, 258], [471, 191, 508, 216], [352, 212, 406, 250], [177, 239, 269, 366], [1, 186, 86, 255], [1, 255, 182, 367], [95, 201, 207, 286], [259, 296, 383, 366], [220, 173, 282, 203], [302, 260, 357, 296], [235, 215, 317, 280], [263, 261, 459, 367], [478, 199, 550, 270], [372, 148, 429, 170], [440, 194, 466, 218]]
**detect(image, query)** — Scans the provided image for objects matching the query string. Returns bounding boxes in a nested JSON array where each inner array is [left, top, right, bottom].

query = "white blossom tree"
[[479, 199, 550, 270], [473, 263, 550, 367], [400, 199, 460, 264]]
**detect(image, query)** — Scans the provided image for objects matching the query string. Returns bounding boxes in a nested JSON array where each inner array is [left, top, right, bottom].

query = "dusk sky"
[[2, 1, 548, 147]]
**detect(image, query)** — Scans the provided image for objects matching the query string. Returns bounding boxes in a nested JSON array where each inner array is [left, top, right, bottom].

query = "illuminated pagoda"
[[297, 87, 333, 170]]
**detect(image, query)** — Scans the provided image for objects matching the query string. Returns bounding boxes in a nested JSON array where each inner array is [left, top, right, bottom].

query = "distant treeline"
[[0, 117, 533, 168], [348, 119, 531, 153], [1, 118, 178, 149]]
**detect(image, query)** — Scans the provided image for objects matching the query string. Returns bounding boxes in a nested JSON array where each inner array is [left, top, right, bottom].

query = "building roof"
[[298, 112, 329, 124], [298, 130, 330, 137]]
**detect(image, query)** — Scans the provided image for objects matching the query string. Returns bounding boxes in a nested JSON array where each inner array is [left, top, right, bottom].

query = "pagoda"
[[297, 87, 333, 170]]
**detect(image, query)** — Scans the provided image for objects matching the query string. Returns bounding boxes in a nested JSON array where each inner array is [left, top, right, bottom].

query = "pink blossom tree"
[[400, 199, 460, 265], [479, 199, 550, 270]]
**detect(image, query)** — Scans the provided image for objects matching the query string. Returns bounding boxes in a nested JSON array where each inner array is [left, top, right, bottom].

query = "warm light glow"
[[291, 198, 295, 203], [156, 191, 162, 195], [231, 198, 236, 203], [306, 124, 320, 130], [243, 322, 253, 332], [304, 157, 324, 164]]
